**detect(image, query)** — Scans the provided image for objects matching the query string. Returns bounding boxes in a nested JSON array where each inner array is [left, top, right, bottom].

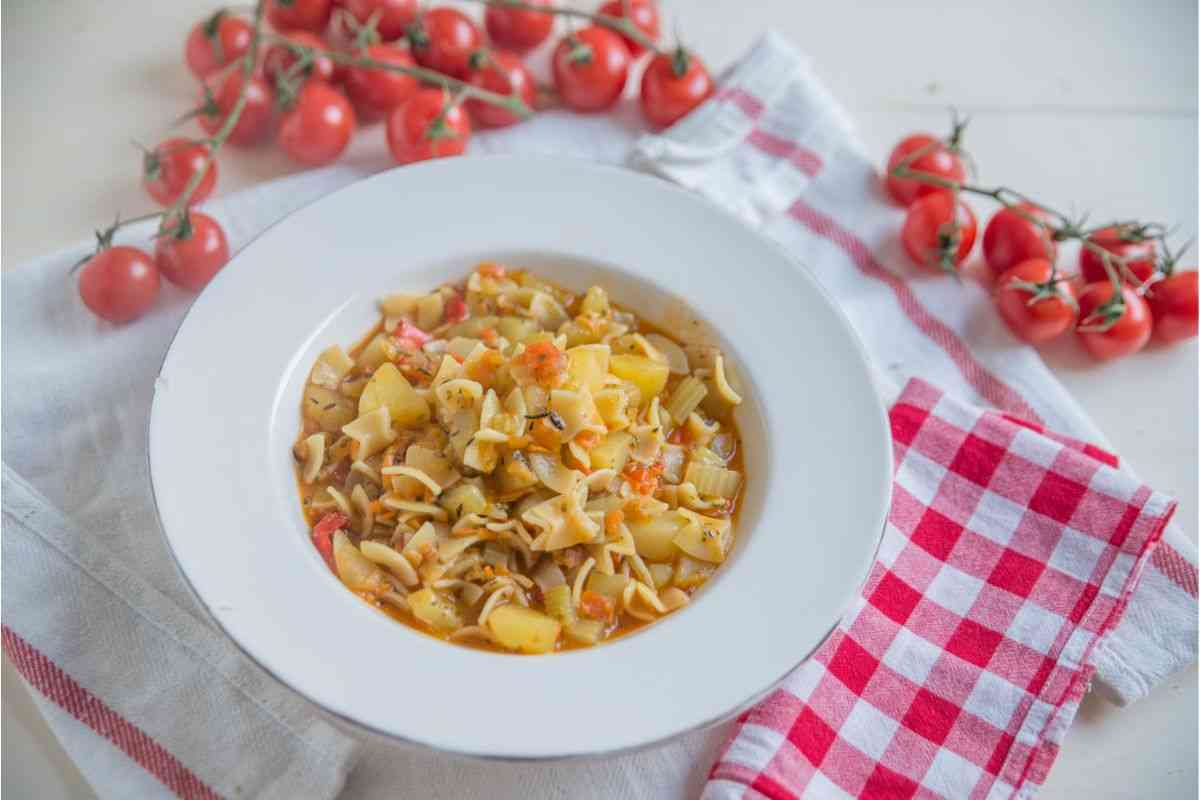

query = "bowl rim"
[[148, 154, 892, 760]]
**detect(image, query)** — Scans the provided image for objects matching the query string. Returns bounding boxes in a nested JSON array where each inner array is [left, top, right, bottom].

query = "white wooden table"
[[3, 1, 1196, 797]]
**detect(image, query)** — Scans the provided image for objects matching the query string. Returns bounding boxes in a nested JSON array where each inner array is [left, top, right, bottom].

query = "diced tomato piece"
[[393, 318, 432, 351], [580, 590, 614, 621], [311, 512, 348, 571], [444, 292, 469, 324]]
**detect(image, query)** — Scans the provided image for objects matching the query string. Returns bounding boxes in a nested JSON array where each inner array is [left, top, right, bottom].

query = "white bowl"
[[149, 155, 891, 759]]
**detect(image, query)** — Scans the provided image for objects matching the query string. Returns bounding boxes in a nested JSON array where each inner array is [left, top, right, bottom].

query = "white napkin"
[[3, 33, 1193, 799], [630, 32, 1198, 709]]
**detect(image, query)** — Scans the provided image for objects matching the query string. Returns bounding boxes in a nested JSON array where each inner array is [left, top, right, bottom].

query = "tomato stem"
[[460, 0, 663, 55], [886, 111, 1197, 291], [158, 0, 266, 234], [271, 33, 535, 119]]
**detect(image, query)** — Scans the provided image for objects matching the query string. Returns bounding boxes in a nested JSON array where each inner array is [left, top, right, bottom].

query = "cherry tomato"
[[407, 8, 481, 79], [78, 246, 160, 324], [551, 27, 631, 112], [596, 0, 659, 56], [185, 12, 254, 79], [1079, 225, 1158, 285], [884, 133, 966, 207], [340, 0, 419, 41], [639, 48, 714, 128], [1075, 281, 1152, 360], [993, 258, 1077, 344], [344, 43, 419, 115], [154, 212, 230, 291], [900, 193, 977, 272], [385, 89, 471, 164], [982, 203, 1057, 278], [142, 138, 216, 207], [1147, 270, 1198, 344], [465, 50, 535, 128], [198, 70, 276, 146], [485, 0, 554, 52], [278, 81, 357, 166], [264, 31, 336, 84], [266, 0, 333, 33]]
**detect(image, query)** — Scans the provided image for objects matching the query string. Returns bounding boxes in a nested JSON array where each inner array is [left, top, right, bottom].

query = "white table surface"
[[2, 1, 1196, 797]]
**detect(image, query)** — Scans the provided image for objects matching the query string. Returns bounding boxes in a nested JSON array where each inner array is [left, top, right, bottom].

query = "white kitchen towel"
[[630, 31, 1198, 708], [2, 31, 1194, 800]]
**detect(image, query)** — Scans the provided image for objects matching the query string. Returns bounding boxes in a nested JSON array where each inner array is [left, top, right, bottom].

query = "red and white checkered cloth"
[[703, 379, 1177, 800]]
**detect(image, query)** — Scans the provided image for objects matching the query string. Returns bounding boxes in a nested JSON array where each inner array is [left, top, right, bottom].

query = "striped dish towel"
[[631, 31, 1197, 712], [702, 380, 1176, 798]]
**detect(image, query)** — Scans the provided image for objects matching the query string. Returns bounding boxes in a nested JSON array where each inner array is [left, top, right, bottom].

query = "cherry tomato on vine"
[[198, 70, 276, 146], [278, 81, 357, 166], [1078, 225, 1159, 285], [1075, 281, 1152, 360], [993, 258, 1077, 344], [344, 44, 419, 115], [484, 0, 554, 53], [155, 212, 230, 292], [264, 31, 337, 85], [465, 50, 535, 128], [552, 27, 631, 112], [340, 0, 420, 41], [982, 203, 1057, 278], [639, 47, 713, 128], [386, 89, 471, 164], [266, 0, 334, 33], [1146, 270, 1198, 344], [78, 246, 160, 324], [407, 8, 481, 79], [185, 12, 253, 79], [900, 193, 977, 272], [884, 133, 966, 207], [142, 138, 217, 207], [596, 0, 660, 56]]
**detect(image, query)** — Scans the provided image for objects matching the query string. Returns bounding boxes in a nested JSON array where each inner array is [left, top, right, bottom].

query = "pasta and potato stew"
[[295, 264, 745, 653]]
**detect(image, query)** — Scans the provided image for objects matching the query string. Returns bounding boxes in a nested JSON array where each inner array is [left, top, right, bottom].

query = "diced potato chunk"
[[446, 315, 499, 339], [628, 512, 690, 561], [559, 319, 603, 348], [673, 555, 715, 589], [649, 563, 675, 589], [440, 483, 487, 520], [566, 345, 611, 395], [359, 363, 429, 427], [355, 334, 395, 371], [416, 293, 445, 330], [408, 588, 463, 633], [486, 604, 561, 654], [609, 354, 669, 403], [589, 431, 634, 472], [586, 571, 629, 601], [579, 286, 610, 316], [496, 316, 539, 343], [304, 384, 357, 432], [565, 618, 605, 645], [673, 520, 729, 563]]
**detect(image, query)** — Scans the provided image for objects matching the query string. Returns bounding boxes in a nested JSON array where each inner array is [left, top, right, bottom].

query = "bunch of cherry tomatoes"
[[78, 0, 715, 324], [886, 123, 1197, 360]]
